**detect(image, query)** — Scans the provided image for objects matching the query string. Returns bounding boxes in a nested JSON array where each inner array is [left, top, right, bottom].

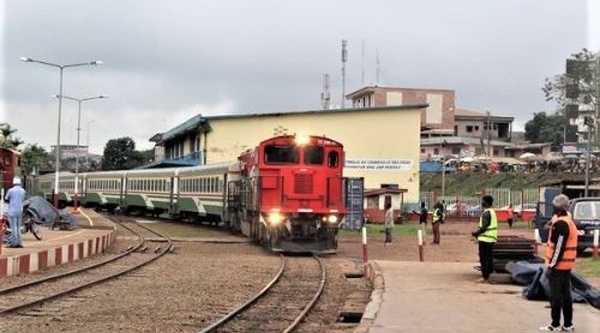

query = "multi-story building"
[[346, 86, 456, 134], [50, 144, 89, 160], [453, 108, 513, 141]]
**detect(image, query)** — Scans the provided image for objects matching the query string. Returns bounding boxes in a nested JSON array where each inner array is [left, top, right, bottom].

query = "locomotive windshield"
[[304, 146, 324, 165], [264, 144, 328, 165], [265, 144, 300, 164]]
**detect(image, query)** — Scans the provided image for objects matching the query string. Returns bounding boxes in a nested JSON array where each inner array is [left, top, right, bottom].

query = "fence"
[[415, 188, 539, 218]]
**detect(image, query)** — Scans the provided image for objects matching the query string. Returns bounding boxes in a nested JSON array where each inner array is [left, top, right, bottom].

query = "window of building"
[[466, 125, 473, 132], [421, 149, 425, 153], [474, 126, 479, 131], [434, 148, 439, 155], [493, 148, 499, 156]]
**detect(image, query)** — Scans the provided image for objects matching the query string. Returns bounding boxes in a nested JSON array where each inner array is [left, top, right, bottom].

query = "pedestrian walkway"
[[1, 209, 116, 277], [360, 261, 600, 333]]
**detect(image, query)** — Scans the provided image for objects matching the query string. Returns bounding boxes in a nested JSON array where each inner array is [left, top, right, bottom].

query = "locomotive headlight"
[[295, 135, 310, 146], [268, 212, 284, 225], [327, 215, 338, 224]]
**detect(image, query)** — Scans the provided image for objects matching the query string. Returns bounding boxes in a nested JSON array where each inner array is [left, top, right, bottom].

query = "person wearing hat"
[[4, 176, 26, 248]]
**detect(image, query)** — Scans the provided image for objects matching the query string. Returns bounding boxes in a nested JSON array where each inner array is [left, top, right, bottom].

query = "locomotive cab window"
[[327, 151, 339, 168], [264, 145, 299, 164], [304, 146, 324, 165]]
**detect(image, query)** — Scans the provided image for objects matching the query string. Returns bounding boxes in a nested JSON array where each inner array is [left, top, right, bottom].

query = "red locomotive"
[[228, 134, 347, 253]]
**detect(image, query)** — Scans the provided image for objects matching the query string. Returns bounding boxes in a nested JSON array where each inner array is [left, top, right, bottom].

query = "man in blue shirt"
[[4, 176, 26, 248]]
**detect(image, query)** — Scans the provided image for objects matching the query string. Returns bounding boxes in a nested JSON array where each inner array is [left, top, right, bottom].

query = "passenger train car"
[[31, 134, 347, 253]]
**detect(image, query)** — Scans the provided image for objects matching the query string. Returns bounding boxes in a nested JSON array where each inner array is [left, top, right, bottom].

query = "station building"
[[148, 104, 426, 205]]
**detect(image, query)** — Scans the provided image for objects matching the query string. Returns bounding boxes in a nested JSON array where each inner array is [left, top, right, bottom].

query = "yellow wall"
[[205, 106, 423, 203]]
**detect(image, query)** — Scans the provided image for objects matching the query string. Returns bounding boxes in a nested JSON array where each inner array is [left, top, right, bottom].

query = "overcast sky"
[[2, 0, 599, 154]]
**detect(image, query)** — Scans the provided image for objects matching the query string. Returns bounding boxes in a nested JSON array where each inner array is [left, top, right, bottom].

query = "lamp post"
[[20, 57, 102, 208], [441, 140, 447, 201], [86, 120, 95, 167], [52, 95, 108, 214], [584, 116, 595, 197]]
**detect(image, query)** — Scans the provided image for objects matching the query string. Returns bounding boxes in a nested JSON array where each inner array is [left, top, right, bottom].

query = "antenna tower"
[[341, 39, 348, 108], [321, 74, 331, 109]]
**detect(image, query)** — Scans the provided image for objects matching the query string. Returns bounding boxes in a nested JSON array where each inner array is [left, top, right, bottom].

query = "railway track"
[[198, 254, 326, 333], [0, 215, 172, 315]]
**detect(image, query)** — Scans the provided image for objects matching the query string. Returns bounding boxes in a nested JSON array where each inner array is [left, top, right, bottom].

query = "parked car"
[[534, 197, 600, 254], [445, 203, 472, 216], [514, 203, 537, 217]]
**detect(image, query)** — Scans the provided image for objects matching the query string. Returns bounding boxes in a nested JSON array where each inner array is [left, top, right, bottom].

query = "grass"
[[339, 222, 425, 237], [576, 256, 600, 279]]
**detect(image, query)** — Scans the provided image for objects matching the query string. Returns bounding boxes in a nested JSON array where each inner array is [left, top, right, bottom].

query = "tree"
[[101, 137, 137, 170], [542, 48, 598, 114], [524, 112, 564, 148], [0, 123, 21, 149], [21, 144, 50, 176]]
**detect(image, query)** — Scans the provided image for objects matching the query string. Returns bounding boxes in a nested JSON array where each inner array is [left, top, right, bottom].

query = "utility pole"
[[486, 111, 492, 157], [341, 39, 347, 109], [321, 74, 331, 110], [442, 140, 447, 201], [585, 116, 595, 196]]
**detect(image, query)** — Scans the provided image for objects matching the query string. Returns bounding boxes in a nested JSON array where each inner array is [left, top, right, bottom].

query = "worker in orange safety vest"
[[539, 194, 578, 332]]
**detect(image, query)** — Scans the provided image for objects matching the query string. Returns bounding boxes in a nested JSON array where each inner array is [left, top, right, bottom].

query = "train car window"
[[264, 145, 299, 164], [304, 146, 324, 165], [328, 151, 339, 168]]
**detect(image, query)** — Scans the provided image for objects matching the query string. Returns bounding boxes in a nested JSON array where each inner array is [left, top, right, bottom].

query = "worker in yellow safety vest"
[[539, 194, 578, 332], [471, 195, 497, 283]]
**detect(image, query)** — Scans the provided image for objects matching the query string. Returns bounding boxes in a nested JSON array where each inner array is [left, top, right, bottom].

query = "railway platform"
[[360, 261, 600, 333], [0, 208, 116, 278]]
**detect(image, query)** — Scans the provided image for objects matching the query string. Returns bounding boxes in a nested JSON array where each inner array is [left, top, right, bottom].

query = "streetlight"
[[441, 140, 447, 201], [584, 116, 595, 196], [52, 95, 108, 214], [20, 57, 102, 208], [86, 120, 95, 167]]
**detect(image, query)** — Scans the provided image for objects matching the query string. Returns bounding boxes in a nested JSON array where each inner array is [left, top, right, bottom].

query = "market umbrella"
[[564, 154, 579, 160], [519, 152, 536, 160]]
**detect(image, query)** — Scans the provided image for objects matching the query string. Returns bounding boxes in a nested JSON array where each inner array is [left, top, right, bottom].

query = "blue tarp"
[[510, 261, 600, 309]]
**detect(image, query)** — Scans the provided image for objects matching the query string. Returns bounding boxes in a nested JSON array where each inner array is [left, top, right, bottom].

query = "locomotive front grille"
[[294, 173, 313, 194]]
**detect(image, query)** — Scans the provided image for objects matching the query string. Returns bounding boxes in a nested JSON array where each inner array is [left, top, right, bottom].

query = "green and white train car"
[[121, 167, 179, 216], [32, 162, 238, 223], [174, 163, 233, 222], [83, 170, 127, 210]]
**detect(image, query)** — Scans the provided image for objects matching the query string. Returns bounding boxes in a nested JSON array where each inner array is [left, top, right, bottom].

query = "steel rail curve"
[[197, 253, 326, 333], [0, 216, 173, 315]]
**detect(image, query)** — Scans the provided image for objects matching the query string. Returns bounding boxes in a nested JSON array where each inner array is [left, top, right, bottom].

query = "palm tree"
[[0, 123, 18, 148]]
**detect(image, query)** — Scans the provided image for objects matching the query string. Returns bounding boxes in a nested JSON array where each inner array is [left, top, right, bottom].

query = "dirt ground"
[[336, 220, 600, 289]]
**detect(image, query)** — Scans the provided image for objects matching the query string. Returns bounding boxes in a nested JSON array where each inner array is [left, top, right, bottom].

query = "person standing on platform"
[[539, 194, 577, 332], [507, 203, 515, 228], [4, 176, 26, 248], [414, 202, 428, 244], [431, 201, 442, 244], [441, 199, 447, 223], [384, 202, 394, 246], [471, 195, 497, 283]]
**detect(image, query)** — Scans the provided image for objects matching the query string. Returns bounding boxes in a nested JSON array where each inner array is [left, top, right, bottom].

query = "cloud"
[[2, 0, 592, 155]]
